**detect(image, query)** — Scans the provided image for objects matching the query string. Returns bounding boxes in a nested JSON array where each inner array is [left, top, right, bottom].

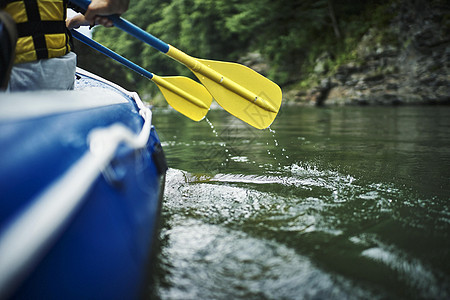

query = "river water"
[[150, 105, 450, 299]]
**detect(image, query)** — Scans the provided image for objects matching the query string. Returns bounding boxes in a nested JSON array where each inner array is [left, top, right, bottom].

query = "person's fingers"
[[84, 0, 105, 22], [66, 15, 90, 30], [104, 20, 114, 27], [66, 19, 75, 29], [94, 16, 114, 27]]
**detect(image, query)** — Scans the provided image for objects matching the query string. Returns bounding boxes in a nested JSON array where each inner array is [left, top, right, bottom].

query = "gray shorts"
[[8, 52, 77, 91]]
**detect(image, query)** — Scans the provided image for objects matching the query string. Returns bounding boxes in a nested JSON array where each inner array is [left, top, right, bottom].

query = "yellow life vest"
[[4, 0, 71, 64]]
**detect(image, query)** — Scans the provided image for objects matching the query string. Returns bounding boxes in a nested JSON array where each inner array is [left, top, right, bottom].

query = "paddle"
[[69, 0, 282, 129], [71, 30, 211, 121]]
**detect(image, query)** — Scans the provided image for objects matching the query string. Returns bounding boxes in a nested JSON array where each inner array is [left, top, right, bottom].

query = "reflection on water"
[[151, 106, 450, 299]]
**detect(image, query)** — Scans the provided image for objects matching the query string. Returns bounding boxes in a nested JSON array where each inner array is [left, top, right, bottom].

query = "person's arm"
[[84, 0, 130, 27], [67, 0, 130, 29]]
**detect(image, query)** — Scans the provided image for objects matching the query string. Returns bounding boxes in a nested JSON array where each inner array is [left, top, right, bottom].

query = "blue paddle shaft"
[[69, 0, 170, 53], [71, 29, 154, 80]]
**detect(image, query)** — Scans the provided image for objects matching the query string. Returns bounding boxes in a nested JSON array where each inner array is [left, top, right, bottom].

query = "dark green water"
[[150, 106, 450, 299]]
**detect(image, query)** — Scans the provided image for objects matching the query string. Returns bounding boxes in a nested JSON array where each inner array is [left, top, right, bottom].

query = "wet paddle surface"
[[150, 106, 450, 299]]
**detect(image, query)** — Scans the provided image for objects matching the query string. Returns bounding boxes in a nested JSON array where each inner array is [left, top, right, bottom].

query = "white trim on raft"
[[75, 67, 150, 118], [0, 79, 153, 299]]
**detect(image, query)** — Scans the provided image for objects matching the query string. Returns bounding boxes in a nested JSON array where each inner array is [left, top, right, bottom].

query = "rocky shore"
[[283, 0, 449, 106]]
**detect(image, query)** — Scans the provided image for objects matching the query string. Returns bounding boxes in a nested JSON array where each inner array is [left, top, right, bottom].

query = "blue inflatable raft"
[[0, 69, 167, 299]]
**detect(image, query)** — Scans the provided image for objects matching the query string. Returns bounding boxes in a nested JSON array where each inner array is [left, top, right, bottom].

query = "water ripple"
[[157, 219, 376, 300], [160, 166, 450, 299]]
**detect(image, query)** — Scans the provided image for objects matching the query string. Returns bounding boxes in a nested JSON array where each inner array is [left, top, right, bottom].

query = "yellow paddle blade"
[[166, 46, 282, 129], [152, 75, 212, 121], [192, 59, 282, 129]]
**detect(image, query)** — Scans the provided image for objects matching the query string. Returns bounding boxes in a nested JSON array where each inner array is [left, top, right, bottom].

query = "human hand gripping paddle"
[[69, 0, 282, 129], [71, 30, 211, 121]]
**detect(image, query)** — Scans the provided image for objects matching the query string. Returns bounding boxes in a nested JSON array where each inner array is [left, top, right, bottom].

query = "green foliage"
[[75, 0, 397, 101]]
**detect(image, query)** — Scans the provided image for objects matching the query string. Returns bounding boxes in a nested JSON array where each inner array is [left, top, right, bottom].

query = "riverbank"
[[75, 0, 448, 108], [281, 0, 449, 106]]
